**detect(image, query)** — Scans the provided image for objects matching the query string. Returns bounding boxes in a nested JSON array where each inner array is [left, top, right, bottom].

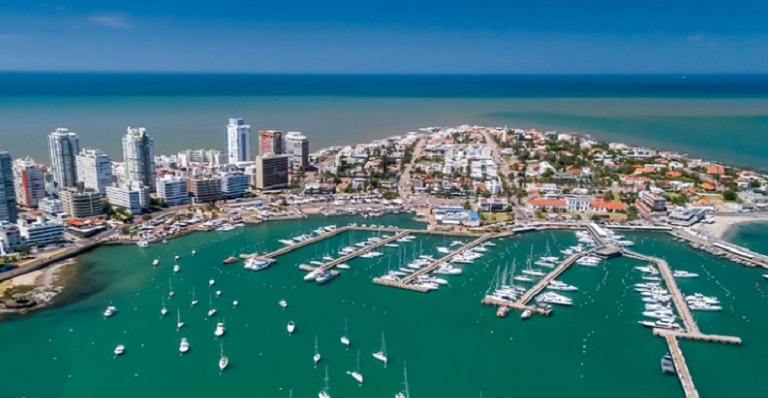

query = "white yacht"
[[173, 264, 180, 273], [304, 269, 323, 281], [114, 345, 125, 356], [152, 259, 159, 266], [337, 263, 351, 269], [244, 258, 271, 271], [219, 342, 228, 372], [673, 270, 699, 278], [436, 247, 451, 254], [103, 306, 117, 318], [373, 332, 388, 366], [535, 292, 573, 306], [348, 350, 364, 384], [215, 321, 225, 337], [137, 240, 149, 248], [209, 279, 215, 286], [341, 319, 351, 347], [547, 280, 578, 292], [179, 338, 190, 353], [287, 321, 296, 334], [279, 239, 295, 246], [279, 299, 288, 308], [520, 309, 532, 320]]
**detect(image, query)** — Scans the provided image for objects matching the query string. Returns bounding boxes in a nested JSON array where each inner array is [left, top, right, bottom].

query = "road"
[[398, 137, 427, 199]]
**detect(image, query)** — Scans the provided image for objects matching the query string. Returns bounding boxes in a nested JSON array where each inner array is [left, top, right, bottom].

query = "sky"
[[0, 1, 766, 73]]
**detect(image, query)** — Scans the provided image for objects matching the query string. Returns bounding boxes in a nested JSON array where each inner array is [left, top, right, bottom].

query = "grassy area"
[[481, 212, 513, 223]]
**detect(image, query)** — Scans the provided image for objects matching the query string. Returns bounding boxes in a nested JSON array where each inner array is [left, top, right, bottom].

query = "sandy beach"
[[701, 214, 768, 240]]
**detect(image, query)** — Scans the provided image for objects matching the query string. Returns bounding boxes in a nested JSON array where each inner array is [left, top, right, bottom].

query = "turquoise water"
[[725, 222, 768, 256], [1, 74, 768, 169], [5, 215, 766, 397]]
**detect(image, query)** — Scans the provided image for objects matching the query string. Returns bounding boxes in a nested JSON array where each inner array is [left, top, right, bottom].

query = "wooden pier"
[[515, 250, 594, 306], [372, 277, 430, 292], [399, 234, 493, 284], [261, 226, 353, 258], [652, 329, 742, 345], [298, 264, 340, 276], [662, 333, 700, 398], [481, 295, 552, 316]]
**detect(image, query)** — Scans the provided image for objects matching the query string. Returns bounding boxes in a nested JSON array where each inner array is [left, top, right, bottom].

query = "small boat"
[[336, 263, 351, 269], [520, 309, 532, 320], [168, 279, 175, 297], [661, 353, 676, 375], [222, 257, 237, 264], [279, 300, 288, 308], [216, 290, 222, 297], [316, 271, 335, 285], [173, 264, 180, 273], [179, 338, 190, 353], [496, 306, 510, 318], [304, 269, 323, 281], [175, 255, 180, 261], [763, 274, 768, 280], [209, 279, 215, 286], [219, 342, 228, 372], [137, 240, 149, 248], [313, 335, 322, 366], [319, 365, 331, 398], [191, 287, 199, 307], [348, 350, 364, 384], [177, 308, 185, 329], [395, 361, 410, 398], [161, 298, 168, 317], [104, 306, 117, 318], [287, 321, 296, 334], [214, 321, 225, 337], [672, 270, 699, 278], [114, 345, 125, 356], [372, 332, 388, 366], [192, 249, 196, 255], [341, 318, 351, 347], [232, 300, 239, 307], [162, 239, 168, 244], [152, 259, 159, 266], [207, 294, 217, 317]]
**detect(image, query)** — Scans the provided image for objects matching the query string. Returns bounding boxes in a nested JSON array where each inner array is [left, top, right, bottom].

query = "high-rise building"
[[284, 131, 309, 171], [221, 167, 249, 199], [156, 175, 189, 206], [255, 154, 289, 190], [122, 127, 156, 191], [76, 148, 113, 196], [226, 118, 251, 164], [259, 130, 283, 156], [106, 181, 149, 215], [48, 128, 80, 188], [177, 149, 226, 167], [59, 183, 104, 219], [0, 151, 18, 223], [12, 157, 45, 208]]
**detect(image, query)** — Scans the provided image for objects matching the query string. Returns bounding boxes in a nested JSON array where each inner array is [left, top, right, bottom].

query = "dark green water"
[[0, 216, 763, 397], [725, 222, 768, 256]]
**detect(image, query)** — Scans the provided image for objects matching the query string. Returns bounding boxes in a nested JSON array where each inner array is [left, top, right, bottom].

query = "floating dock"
[[399, 234, 493, 285], [515, 250, 594, 306], [481, 295, 551, 316], [662, 333, 699, 398]]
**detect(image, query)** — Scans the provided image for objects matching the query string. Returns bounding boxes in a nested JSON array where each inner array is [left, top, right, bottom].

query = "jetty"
[[309, 231, 411, 273], [661, 333, 699, 398], [480, 295, 551, 316], [516, 250, 594, 306], [261, 226, 353, 258], [400, 234, 492, 284]]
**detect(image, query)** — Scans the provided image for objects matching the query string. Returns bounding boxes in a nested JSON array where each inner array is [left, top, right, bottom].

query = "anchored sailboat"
[[373, 332, 388, 366], [347, 349, 363, 384], [340, 318, 350, 347], [313, 335, 322, 366], [395, 361, 410, 398]]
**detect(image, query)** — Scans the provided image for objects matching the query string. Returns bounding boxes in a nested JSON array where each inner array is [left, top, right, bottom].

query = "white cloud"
[[88, 13, 132, 29]]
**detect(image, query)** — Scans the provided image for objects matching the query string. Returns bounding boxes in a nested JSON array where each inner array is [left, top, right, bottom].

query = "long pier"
[[400, 234, 492, 284], [661, 333, 699, 398], [261, 226, 353, 258], [481, 295, 552, 316], [313, 231, 411, 272], [624, 250, 700, 334], [516, 250, 594, 306]]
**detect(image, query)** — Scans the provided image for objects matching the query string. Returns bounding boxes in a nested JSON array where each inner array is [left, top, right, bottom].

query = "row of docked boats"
[[632, 264, 683, 330]]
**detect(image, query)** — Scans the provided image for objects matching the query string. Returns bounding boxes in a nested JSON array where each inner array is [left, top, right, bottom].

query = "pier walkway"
[[516, 250, 594, 306], [400, 234, 492, 284], [261, 226, 353, 258], [624, 250, 700, 334], [481, 295, 552, 316], [312, 231, 411, 273], [662, 333, 700, 398]]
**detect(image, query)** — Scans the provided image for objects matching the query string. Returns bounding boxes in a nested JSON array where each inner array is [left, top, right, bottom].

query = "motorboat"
[[174, 255, 180, 261], [219, 343, 228, 371], [209, 279, 215, 286], [279, 300, 288, 308], [304, 268, 323, 281], [685, 293, 720, 305], [661, 354, 676, 375], [173, 264, 180, 273], [287, 321, 296, 334], [316, 271, 335, 285], [104, 306, 117, 318], [215, 290, 222, 297], [215, 321, 225, 337], [336, 263, 351, 269], [436, 247, 451, 254], [535, 292, 573, 306], [137, 240, 149, 248], [244, 258, 270, 271], [520, 309, 532, 320], [152, 259, 159, 266], [279, 239, 295, 246], [222, 257, 237, 265], [673, 270, 699, 278], [114, 345, 125, 356], [547, 280, 578, 292], [496, 306, 510, 318], [232, 300, 238, 307], [688, 302, 722, 311], [179, 338, 190, 353]]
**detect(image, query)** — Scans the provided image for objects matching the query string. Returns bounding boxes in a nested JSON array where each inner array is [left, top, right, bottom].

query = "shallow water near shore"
[[0, 215, 765, 397], [724, 222, 768, 256]]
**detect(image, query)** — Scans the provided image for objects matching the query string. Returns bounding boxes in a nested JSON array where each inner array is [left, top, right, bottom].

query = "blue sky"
[[0, 1, 766, 73]]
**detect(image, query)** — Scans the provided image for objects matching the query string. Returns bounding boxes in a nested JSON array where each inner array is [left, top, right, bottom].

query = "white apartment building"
[[48, 128, 80, 188], [106, 181, 149, 215], [221, 171, 249, 198], [76, 148, 113, 195], [177, 148, 226, 167], [18, 216, 65, 246], [226, 118, 251, 164], [38, 197, 64, 216], [122, 127, 156, 191], [156, 175, 189, 206], [284, 131, 309, 170]]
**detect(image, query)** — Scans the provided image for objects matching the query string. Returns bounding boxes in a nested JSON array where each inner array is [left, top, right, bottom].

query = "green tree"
[[722, 189, 737, 201], [462, 201, 472, 210]]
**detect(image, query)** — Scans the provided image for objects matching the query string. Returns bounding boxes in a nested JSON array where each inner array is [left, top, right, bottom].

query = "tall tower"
[[284, 131, 309, 171], [76, 148, 113, 196], [226, 118, 251, 163], [12, 157, 46, 208], [48, 128, 80, 188], [259, 130, 283, 156], [0, 151, 18, 223], [122, 127, 156, 191]]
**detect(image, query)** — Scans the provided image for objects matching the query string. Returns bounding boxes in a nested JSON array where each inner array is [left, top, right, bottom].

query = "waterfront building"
[[156, 175, 189, 206], [666, 207, 706, 227], [106, 181, 149, 215], [17, 216, 65, 247], [12, 157, 45, 209], [259, 130, 283, 156], [48, 128, 80, 189], [76, 148, 113, 195], [254, 154, 289, 190], [38, 197, 63, 216], [122, 127, 156, 191], [0, 151, 18, 223], [177, 149, 225, 168], [226, 118, 251, 164], [637, 188, 667, 214], [284, 131, 309, 170], [0, 221, 22, 253], [59, 184, 105, 219], [221, 169, 249, 199], [188, 175, 223, 203]]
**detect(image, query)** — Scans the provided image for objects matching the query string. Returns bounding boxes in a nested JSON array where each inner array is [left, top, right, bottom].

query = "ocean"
[[0, 214, 765, 397], [725, 222, 768, 256], [1, 73, 767, 169]]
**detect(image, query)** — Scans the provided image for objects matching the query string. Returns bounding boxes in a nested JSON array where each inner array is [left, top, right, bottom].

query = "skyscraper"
[[76, 148, 113, 196], [255, 154, 289, 190], [0, 151, 18, 223], [259, 130, 283, 156], [122, 127, 156, 191], [48, 128, 80, 189], [226, 118, 251, 163], [12, 157, 46, 208], [284, 131, 309, 171]]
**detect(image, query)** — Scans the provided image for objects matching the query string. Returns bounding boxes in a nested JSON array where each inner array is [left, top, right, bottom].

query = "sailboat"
[[207, 294, 217, 317], [340, 318, 350, 347], [161, 297, 168, 317], [313, 335, 322, 366], [347, 349, 363, 384], [218, 341, 228, 372], [191, 287, 199, 307], [395, 361, 410, 398], [319, 365, 331, 398], [215, 319, 225, 337], [176, 308, 185, 330], [168, 279, 175, 297], [373, 332, 388, 366]]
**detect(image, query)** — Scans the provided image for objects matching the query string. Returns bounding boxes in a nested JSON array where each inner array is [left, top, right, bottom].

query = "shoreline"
[[0, 258, 75, 316], [701, 214, 768, 241]]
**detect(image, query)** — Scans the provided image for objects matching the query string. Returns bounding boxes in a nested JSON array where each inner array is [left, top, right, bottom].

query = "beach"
[[700, 213, 768, 240]]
